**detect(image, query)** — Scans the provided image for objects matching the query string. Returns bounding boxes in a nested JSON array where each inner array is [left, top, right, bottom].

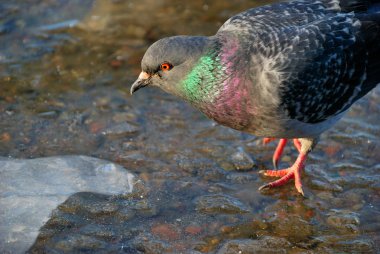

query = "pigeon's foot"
[[259, 152, 307, 195], [262, 138, 302, 169]]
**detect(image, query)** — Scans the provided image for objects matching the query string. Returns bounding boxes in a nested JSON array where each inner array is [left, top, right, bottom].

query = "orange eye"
[[160, 62, 173, 71]]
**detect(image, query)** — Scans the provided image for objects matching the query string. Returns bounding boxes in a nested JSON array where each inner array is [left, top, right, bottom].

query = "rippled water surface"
[[1, 0, 379, 253]]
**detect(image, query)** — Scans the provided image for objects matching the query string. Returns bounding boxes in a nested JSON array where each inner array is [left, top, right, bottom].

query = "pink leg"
[[272, 139, 288, 169], [293, 139, 302, 152], [263, 138, 304, 169], [263, 138, 288, 169]]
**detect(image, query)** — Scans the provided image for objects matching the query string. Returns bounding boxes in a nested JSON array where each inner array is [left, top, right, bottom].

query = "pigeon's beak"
[[130, 72, 151, 95]]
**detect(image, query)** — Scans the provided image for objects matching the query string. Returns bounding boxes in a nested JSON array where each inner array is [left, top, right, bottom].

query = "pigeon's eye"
[[160, 62, 173, 72]]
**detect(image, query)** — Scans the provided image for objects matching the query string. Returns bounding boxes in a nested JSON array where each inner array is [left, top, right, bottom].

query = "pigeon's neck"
[[179, 38, 225, 105], [179, 34, 255, 131]]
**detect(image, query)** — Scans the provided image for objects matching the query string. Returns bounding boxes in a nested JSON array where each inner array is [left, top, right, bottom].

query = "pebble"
[[270, 214, 313, 242], [316, 236, 375, 253], [151, 223, 180, 241], [310, 179, 343, 192], [80, 224, 117, 240], [326, 209, 360, 234], [101, 122, 139, 138], [185, 225, 202, 235], [134, 199, 159, 217], [0, 132, 11, 142], [226, 172, 256, 184], [131, 235, 171, 253], [62, 192, 120, 216], [53, 234, 108, 251], [217, 236, 292, 254], [195, 194, 250, 214], [230, 147, 256, 171], [116, 207, 136, 221]]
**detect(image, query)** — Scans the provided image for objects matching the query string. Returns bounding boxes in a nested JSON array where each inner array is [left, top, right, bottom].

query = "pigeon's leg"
[[263, 138, 288, 169], [272, 139, 288, 169], [293, 139, 302, 152], [264, 138, 300, 169], [259, 138, 316, 195]]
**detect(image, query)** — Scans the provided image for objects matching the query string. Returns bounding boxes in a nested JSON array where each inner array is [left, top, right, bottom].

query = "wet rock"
[[52, 234, 108, 252], [0, 156, 135, 253], [116, 207, 137, 221], [217, 236, 292, 254], [335, 175, 376, 189], [174, 154, 216, 174], [29, 188, 156, 253], [59, 192, 120, 216], [332, 239, 376, 253], [101, 122, 139, 138], [131, 234, 172, 254], [195, 194, 250, 214], [310, 179, 343, 192], [151, 223, 180, 241], [43, 211, 84, 229], [134, 199, 159, 217], [0, 19, 17, 35], [326, 209, 360, 234], [185, 225, 202, 235], [117, 152, 166, 171], [226, 172, 256, 184], [229, 147, 257, 171], [122, 141, 139, 151], [199, 167, 228, 182], [0, 132, 11, 142], [269, 214, 313, 242], [316, 236, 376, 253], [81, 224, 116, 239]]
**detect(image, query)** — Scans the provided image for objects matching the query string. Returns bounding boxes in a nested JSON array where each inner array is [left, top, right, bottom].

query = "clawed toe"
[[259, 168, 290, 177], [258, 183, 271, 191], [259, 149, 308, 195]]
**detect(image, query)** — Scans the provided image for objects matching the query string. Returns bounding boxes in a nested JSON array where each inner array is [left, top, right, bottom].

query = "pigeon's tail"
[[356, 2, 380, 96], [368, 4, 380, 13], [339, 0, 380, 12]]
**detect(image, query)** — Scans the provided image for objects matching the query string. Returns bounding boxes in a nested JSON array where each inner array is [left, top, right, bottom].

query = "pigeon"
[[130, 0, 380, 195]]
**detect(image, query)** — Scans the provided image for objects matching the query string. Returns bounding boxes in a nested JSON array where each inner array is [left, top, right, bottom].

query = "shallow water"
[[0, 0, 379, 253]]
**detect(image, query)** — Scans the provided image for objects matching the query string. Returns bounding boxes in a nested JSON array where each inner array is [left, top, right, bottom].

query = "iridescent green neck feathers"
[[180, 50, 225, 104]]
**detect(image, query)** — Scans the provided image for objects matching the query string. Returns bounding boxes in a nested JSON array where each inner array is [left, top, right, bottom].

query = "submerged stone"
[[101, 122, 139, 138], [195, 194, 250, 214], [217, 236, 292, 254], [326, 209, 360, 234], [230, 147, 257, 171]]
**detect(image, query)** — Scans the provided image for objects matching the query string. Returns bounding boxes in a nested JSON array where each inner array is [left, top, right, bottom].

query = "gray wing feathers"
[[219, 0, 378, 124], [278, 14, 367, 123]]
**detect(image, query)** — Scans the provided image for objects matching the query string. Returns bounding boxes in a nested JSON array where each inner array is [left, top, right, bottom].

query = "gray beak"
[[130, 72, 151, 95]]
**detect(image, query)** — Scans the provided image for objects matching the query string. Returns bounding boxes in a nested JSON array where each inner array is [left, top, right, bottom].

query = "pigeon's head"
[[130, 36, 210, 96]]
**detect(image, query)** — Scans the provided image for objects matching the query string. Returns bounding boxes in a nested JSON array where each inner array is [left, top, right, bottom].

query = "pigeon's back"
[[217, 0, 380, 125]]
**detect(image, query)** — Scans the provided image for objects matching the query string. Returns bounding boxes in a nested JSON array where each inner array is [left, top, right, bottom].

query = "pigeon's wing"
[[276, 12, 380, 124], [218, 0, 358, 34], [218, 0, 379, 124]]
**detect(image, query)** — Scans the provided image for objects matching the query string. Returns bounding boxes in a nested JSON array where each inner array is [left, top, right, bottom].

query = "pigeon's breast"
[[199, 75, 256, 132]]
